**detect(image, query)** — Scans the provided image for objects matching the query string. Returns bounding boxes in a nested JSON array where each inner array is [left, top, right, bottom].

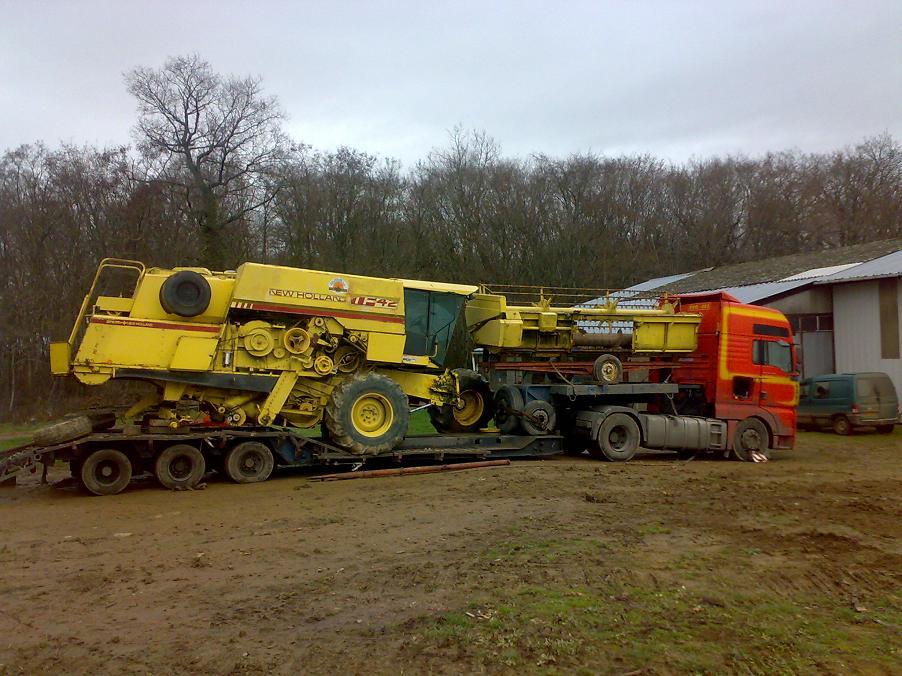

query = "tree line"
[[1, 55, 900, 418]]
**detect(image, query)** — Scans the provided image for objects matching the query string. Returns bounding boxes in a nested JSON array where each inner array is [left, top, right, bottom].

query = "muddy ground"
[[0, 430, 899, 674]]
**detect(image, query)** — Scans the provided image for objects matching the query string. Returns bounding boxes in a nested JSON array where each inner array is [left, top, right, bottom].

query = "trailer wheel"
[[159, 270, 211, 317], [592, 413, 640, 461], [493, 386, 525, 434], [325, 373, 410, 455], [428, 369, 494, 433], [521, 400, 557, 436], [80, 448, 132, 496], [593, 354, 623, 385], [732, 418, 771, 461], [224, 442, 275, 483], [154, 444, 206, 490]]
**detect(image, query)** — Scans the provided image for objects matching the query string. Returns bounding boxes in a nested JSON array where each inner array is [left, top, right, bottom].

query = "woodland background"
[[1, 56, 900, 417]]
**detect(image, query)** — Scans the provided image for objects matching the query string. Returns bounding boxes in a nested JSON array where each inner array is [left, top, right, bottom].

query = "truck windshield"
[[403, 290, 465, 366], [753, 339, 793, 374]]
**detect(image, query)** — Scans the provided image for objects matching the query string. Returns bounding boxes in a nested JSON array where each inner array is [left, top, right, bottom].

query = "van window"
[[753, 339, 793, 373], [814, 382, 830, 399], [857, 374, 895, 399]]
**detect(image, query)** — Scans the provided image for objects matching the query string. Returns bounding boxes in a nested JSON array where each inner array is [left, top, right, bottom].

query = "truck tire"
[[154, 444, 206, 490], [493, 385, 525, 434], [428, 369, 494, 433], [521, 400, 557, 435], [593, 354, 623, 385], [325, 373, 410, 455], [80, 448, 132, 496], [159, 270, 211, 317], [733, 418, 771, 461], [876, 424, 895, 434], [33, 416, 93, 447], [832, 415, 852, 436], [591, 413, 640, 461], [224, 441, 275, 483]]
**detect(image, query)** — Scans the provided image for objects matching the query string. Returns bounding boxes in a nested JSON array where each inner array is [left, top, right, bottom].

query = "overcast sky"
[[1, 0, 900, 167]]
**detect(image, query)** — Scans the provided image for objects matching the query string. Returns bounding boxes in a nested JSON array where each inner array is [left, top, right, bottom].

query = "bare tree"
[[125, 54, 290, 268]]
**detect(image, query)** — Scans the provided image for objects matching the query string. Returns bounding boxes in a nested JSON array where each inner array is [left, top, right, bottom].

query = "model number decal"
[[350, 295, 399, 309]]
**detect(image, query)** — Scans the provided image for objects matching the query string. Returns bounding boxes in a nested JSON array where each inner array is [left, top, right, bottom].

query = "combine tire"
[[493, 385, 525, 434], [224, 441, 275, 483], [325, 373, 409, 455], [154, 444, 206, 490], [591, 413, 640, 461], [428, 369, 494, 433], [732, 418, 771, 461], [593, 354, 623, 385], [33, 416, 93, 447], [159, 270, 211, 317], [521, 400, 557, 435], [80, 448, 132, 496]]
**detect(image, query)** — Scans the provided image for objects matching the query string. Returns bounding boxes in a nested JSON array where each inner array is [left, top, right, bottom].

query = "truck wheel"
[[832, 415, 852, 436], [159, 270, 211, 317], [593, 354, 623, 385], [325, 373, 410, 455], [493, 385, 525, 434], [521, 400, 557, 435], [224, 442, 275, 483], [429, 369, 493, 433], [876, 424, 895, 434], [33, 416, 93, 447], [80, 448, 132, 496], [154, 444, 206, 490], [591, 413, 640, 461], [733, 418, 771, 461]]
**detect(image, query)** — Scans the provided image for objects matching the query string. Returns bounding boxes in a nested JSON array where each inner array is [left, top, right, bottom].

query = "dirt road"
[[1, 431, 899, 674]]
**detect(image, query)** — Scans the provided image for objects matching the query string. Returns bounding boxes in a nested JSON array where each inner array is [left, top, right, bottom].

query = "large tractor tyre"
[[521, 400, 557, 436], [325, 373, 410, 455], [224, 441, 275, 483], [159, 270, 211, 318], [80, 448, 132, 496], [154, 444, 206, 490], [428, 369, 494, 433], [591, 413, 641, 462], [593, 354, 623, 385], [832, 415, 852, 436], [732, 418, 771, 461], [33, 416, 94, 447], [493, 385, 525, 434]]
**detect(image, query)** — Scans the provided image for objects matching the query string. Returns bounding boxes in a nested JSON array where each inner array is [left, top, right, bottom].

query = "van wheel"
[[80, 448, 132, 496], [733, 418, 771, 461], [591, 413, 640, 461], [876, 424, 895, 434], [155, 444, 206, 490], [224, 442, 275, 483], [832, 415, 852, 436]]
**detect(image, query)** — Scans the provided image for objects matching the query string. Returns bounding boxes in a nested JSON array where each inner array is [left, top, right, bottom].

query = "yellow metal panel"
[[130, 272, 234, 323], [538, 312, 557, 332], [49, 342, 70, 375], [366, 333, 407, 363], [170, 336, 220, 371], [94, 296, 134, 313], [377, 369, 443, 403], [75, 320, 221, 369]]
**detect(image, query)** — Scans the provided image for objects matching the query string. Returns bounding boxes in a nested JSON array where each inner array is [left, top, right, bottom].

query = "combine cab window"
[[753, 339, 793, 373], [403, 290, 465, 366]]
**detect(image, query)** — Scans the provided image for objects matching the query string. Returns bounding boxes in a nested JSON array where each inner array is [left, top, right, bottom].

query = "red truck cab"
[[672, 292, 798, 455]]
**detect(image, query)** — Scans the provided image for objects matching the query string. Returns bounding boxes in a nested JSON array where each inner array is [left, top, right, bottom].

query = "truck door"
[[752, 337, 796, 410]]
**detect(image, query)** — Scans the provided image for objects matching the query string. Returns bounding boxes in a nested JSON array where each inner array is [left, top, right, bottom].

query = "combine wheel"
[[154, 444, 206, 490], [492, 385, 524, 434], [521, 400, 557, 435], [325, 373, 410, 455], [224, 442, 275, 483], [732, 418, 771, 461], [80, 448, 132, 496], [591, 413, 640, 461], [428, 369, 494, 433], [593, 354, 623, 385]]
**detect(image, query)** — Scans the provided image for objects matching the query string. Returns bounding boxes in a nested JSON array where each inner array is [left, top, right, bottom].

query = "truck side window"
[[753, 339, 792, 373]]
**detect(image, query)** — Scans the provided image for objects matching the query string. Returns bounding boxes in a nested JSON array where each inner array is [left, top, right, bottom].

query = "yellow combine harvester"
[[49, 259, 702, 457]]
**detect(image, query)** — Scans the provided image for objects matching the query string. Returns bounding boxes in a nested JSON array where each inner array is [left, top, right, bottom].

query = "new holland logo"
[[328, 277, 350, 295]]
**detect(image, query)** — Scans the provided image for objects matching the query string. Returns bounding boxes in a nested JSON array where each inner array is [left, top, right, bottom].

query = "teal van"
[[798, 373, 899, 435]]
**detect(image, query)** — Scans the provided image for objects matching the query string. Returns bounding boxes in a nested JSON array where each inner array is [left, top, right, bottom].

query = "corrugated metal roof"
[[708, 279, 813, 303], [624, 269, 706, 291], [815, 250, 902, 284], [781, 262, 862, 281]]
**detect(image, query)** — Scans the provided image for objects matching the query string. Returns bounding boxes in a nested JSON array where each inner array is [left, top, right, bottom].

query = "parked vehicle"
[[797, 372, 898, 434]]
